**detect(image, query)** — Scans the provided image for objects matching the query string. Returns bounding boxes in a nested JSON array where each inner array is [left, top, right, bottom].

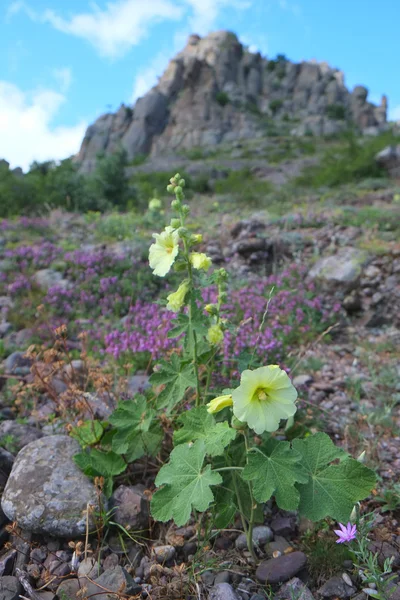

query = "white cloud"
[[8, 0, 184, 59], [0, 80, 87, 171], [389, 104, 400, 122], [53, 67, 73, 93], [183, 0, 250, 35]]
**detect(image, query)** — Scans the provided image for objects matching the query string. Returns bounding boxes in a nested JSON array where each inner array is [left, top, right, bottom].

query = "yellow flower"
[[232, 366, 297, 435], [190, 252, 212, 271], [207, 394, 233, 414], [149, 226, 180, 277], [148, 198, 162, 211], [166, 280, 189, 312], [207, 324, 224, 345]]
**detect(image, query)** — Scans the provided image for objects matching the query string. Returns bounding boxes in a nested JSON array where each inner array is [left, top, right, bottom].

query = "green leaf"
[[74, 449, 127, 479], [150, 354, 197, 412], [213, 486, 237, 529], [70, 420, 105, 447], [293, 433, 377, 521], [151, 440, 222, 525], [109, 396, 162, 460], [109, 395, 154, 430], [241, 439, 308, 510], [174, 406, 236, 456]]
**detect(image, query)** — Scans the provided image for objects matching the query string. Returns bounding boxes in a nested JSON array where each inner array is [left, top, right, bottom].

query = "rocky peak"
[[77, 31, 388, 172]]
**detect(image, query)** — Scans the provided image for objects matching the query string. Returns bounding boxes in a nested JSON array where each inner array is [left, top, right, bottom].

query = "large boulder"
[[1, 435, 104, 537], [375, 145, 400, 178], [308, 247, 370, 291]]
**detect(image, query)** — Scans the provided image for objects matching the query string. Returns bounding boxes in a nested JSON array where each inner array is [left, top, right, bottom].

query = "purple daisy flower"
[[334, 522, 357, 543]]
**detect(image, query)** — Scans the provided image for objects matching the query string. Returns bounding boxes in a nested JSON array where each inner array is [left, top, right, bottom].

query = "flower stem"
[[243, 432, 257, 562]]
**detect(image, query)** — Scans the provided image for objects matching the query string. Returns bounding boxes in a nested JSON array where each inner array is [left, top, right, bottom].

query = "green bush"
[[215, 91, 230, 107], [326, 104, 346, 120], [295, 130, 400, 188], [214, 168, 274, 204], [269, 99, 283, 115]]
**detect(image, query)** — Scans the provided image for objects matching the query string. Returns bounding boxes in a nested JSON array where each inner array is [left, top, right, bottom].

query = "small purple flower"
[[334, 522, 357, 543]]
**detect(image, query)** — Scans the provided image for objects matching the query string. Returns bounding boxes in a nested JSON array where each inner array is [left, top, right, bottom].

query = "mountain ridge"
[[77, 30, 388, 172]]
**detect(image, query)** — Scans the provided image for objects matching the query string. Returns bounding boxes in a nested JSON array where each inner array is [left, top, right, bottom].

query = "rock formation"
[[77, 31, 387, 172]]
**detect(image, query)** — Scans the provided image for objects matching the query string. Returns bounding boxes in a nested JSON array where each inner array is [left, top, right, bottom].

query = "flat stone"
[[0, 576, 20, 600], [293, 374, 314, 387], [256, 551, 307, 584], [270, 516, 296, 537], [235, 526, 273, 550], [209, 583, 241, 600], [318, 575, 356, 598], [308, 247, 370, 291], [1, 435, 103, 537]]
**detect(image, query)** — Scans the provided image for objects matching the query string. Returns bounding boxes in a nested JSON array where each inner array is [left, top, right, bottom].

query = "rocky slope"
[[77, 31, 387, 172]]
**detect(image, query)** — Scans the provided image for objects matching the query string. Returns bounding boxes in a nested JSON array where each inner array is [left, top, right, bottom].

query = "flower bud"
[[190, 233, 203, 244], [219, 291, 227, 302], [218, 268, 228, 281], [181, 204, 190, 216], [231, 415, 247, 430], [178, 227, 188, 238], [207, 324, 224, 345], [174, 173, 181, 180], [171, 199, 181, 210], [170, 218, 181, 229], [166, 184, 175, 193], [179, 178, 185, 187], [205, 303, 218, 315], [175, 186, 183, 195]]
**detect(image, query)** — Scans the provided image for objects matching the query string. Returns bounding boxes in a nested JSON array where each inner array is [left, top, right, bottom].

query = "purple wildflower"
[[334, 522, 357, 543]]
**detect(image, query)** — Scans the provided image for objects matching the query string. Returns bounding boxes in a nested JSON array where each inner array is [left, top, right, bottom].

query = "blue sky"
[[1, 0, 399, 170]]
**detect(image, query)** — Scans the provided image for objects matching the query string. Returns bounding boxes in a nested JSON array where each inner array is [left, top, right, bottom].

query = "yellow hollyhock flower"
[[207, 394, 233, 414], [207, 324, 224, 345], [189, 252, 212, 271], [149, 226, 179, 277], [232, 365, 297, 435], [166, 280, 189, 312]]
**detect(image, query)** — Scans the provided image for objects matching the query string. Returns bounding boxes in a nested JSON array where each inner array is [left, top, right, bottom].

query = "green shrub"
[[326, 104, 346, 120], [214, 168, 274, 204], [215, 91, 230, 107], [269, 99, 283, 115], [295, 130, 400, 188]]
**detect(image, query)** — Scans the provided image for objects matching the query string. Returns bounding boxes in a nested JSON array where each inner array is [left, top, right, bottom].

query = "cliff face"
[[77, 31, 387, 172]]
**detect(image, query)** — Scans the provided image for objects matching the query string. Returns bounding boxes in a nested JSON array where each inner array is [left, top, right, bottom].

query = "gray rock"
[[214, 572, 231, 584], [1, 435, 104, 537], [110, 484, 149, 530], [293, 374, 314, 387], [255, 551, 307, 584], [209, 583, 242, 600], [270, 516, 296, 538], [127, 375, 151, 396], [318, 575, 356, 598], [56, 579, 80, 600], [78, 557, 101, 580], [153, 545, 176, 564], [0, 577, 20, 600], [276, 577, 315, 600], [33, 269, 69, 291], [87, 566, 141, 600], [0, 323, 11, 338], [0, 421, 43, 453], [4, 351, 32, 376], [0, 551, 16, 577], [308, 247, 370, 291], [235, 526, 273, 551], [266, 536, 291, 557]]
